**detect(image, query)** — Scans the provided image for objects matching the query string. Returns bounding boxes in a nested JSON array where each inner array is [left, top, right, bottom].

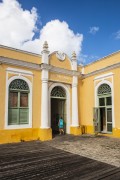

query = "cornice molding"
[[0, 56, 81, 77], [0, 56, 41, 70], [82, 62, 120, 79], [41, 63, 81, 76]]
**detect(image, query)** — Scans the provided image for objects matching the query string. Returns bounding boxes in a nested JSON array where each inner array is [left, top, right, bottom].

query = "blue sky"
[[0, 0, 120, 64]]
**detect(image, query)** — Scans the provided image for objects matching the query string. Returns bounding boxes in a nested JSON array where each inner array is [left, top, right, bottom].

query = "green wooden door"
[[93, 107, 100, 133]]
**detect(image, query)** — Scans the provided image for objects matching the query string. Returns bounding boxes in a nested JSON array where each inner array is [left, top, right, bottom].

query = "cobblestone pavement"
[[0, 139, 120, 180], [44, 134, 120, 167]]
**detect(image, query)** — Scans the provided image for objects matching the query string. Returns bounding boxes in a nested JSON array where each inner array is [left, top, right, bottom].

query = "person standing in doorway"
[[58, 117, 64, 135]]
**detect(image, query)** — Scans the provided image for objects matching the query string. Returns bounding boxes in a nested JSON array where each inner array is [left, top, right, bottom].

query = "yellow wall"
[[79, 76, 94, 126], [0, 46, 41, 64], [49, 72, 72, 84], [113, 68, 120, 128], [79, 67, 120, 135], [84, 51, 120, 74], [49, 53, 71, 70]]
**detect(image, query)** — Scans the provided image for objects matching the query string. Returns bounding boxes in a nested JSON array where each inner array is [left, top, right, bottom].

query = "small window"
[[20, 93, 28, 107], [107, 123, 112, 132], [9, 92, 18, 107], [106, 97, 112, 106], [8, 79, 29, 125], [107, 108, 112, 122], [99, 98, 105, 106]]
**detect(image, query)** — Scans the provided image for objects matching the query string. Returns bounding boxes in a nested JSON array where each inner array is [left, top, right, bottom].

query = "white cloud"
[[22, 20, 83, 57], [0, 0, 83, 58], [115, 30, 120, 39], [89, 26, 99, 35], [0, 0, 38, 48]]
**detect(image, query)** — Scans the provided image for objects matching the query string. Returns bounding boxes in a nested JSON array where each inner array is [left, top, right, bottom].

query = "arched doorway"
[[51, 86, 66, 134], [97, 83, 112, 133]]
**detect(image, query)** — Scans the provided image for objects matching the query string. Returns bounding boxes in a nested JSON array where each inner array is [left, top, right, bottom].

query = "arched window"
[[97, 83, 112, 133], [97, 83, 112, 106], [8, 79, 29, 125], [51, 86, 66, 98], [98, 83, 111, 95]]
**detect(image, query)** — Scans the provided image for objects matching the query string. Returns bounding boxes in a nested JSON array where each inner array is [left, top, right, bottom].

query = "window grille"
[[9, 79, 29, 91], [51, 86, 66, 98], [98, 84, 111, 95]]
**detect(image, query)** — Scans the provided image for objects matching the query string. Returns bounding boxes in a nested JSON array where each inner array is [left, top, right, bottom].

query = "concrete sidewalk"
[[45, 134, 120, 167]]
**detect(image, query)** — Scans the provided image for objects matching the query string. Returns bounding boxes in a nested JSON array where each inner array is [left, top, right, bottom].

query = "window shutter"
[[93, 108, 100, 133], [19, 108, 29, 124], [8, 109, 19, 125]]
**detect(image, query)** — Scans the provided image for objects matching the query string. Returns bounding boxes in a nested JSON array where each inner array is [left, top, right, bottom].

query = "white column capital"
[[41, 41, 50, 64]]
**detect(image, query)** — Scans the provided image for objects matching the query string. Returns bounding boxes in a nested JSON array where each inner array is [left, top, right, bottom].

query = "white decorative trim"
[[49, 83, 70, 134], [94, 78, 115, 128], [94, 72, 114, 80], [5, 75, 33, 129], [6, 67, 33, 76]]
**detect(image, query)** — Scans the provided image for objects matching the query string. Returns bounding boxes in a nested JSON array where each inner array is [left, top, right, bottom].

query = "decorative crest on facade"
[[56, 51, 66, 61]]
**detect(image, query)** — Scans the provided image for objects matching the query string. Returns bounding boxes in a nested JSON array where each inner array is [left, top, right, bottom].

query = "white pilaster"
[[71, 76, 79, 127], [41, 41, 50, 128], [71, 51, 79, 126], [41, 79, 49, 128], [71, 51, 77, 71]]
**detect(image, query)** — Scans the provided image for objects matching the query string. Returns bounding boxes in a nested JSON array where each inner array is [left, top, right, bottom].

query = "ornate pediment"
[[56, 51, 65, 61]]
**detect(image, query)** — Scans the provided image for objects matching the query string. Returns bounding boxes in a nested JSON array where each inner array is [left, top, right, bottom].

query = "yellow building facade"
[[0, 42, 120, 144]]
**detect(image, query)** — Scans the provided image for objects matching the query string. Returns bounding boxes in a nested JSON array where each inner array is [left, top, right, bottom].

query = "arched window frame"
[[95, 79, 115, 129], [5, 76, 32, 129], [51, 86, 66, 99], [95, 80, 112, 107]]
